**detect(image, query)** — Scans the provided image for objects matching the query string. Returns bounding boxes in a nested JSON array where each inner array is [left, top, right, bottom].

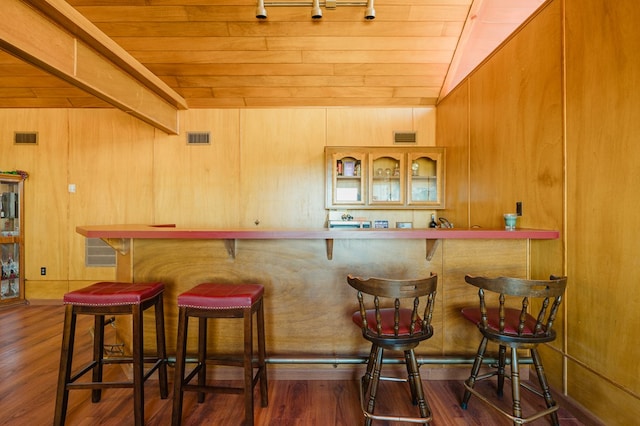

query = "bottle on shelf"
[[337, 160, 343, 176], [429, 214, 438, 228]]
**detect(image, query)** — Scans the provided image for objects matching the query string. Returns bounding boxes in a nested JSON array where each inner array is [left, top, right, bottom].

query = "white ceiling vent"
[[186, 132, 211, 145], [14, 132, 38, 145], [393, 131, 417, 144]]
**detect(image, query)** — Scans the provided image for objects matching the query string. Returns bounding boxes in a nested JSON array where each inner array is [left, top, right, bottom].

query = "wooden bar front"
[[77, 225, 558, 379]]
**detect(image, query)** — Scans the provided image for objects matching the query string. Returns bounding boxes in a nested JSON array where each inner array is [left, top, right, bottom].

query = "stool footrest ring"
[[358, 375, 432, 424], [462, 381, 558, 424]]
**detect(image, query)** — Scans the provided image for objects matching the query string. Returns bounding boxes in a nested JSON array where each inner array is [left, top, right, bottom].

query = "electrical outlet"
[[516, 201, 523, 216], [40, 267, 46, 275]]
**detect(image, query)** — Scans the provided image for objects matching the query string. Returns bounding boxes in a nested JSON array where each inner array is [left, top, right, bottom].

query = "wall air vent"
[[186, 132, 211, 145], [393, 131, 417, 144], [85, 238, 116, 267], [14, 132, 38, 145]]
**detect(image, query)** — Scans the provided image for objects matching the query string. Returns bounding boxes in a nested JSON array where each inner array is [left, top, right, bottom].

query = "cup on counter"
[[504, 213, 518, 230]]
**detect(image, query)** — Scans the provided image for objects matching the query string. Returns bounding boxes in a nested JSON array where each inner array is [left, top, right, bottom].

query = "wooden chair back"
[[347, 274, 438, 346], [464, 275, 567, 342]]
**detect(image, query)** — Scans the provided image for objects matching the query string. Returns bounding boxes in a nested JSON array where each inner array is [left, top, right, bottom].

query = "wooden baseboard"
[[552, 390, 606, 426], [158, 363, 525, 381], [24, 299, 62, 306]]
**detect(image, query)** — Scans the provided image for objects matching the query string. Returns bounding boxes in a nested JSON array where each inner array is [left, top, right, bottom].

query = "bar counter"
[[76, 224, 559, 379], [77, 224, 558, 260], [77, 224, 559, 240]]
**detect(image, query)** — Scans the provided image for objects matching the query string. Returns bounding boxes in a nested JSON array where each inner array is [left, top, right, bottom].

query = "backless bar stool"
[[54, 281, 168, 426], [171, 283, 268, 426]]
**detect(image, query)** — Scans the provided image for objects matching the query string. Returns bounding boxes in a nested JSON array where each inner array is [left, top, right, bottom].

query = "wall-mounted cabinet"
[[0, 173, 26, 307], [325, 147, 445, 209]]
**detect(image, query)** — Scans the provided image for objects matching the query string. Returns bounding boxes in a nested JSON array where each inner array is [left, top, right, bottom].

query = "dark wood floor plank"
[[0, 305, 591, 425]]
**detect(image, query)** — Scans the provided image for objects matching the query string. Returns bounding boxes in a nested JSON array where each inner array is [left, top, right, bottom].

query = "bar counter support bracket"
[[426, 239, 439, 261], [102, 238, 130, 255], [224, 239, 236, 258], [326, 239, 333, 260]]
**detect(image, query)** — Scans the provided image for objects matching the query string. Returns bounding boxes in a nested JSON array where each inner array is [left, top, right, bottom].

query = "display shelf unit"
[[0, 172, 26, 307]]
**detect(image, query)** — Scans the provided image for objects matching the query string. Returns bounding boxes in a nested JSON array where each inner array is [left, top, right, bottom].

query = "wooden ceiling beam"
[[0, 0, 188, 134]]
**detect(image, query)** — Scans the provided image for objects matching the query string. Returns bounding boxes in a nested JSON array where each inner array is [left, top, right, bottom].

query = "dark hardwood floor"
[[0, 305, 598, 425]]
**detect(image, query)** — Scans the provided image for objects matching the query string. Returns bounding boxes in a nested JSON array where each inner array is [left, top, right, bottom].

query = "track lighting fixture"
[[255, 0, 267, 19], [254, 1, 375, 20], [311, 0, 323, 19], [364, 0, 375, 20]]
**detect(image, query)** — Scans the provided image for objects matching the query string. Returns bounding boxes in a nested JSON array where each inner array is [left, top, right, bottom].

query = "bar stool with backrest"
[[171, 282, 268, 426], [347, 274, 438, 426], [54, 281, 168, 426], [460, 275, 567, 425]]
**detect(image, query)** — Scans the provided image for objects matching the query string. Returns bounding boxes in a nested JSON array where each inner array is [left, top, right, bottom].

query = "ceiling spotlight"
[[311, 0, 323, 19], [256, 0, 267, 19], [364, 0, 375, 20]]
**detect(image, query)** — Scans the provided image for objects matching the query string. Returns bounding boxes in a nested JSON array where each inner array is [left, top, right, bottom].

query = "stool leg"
[[172, 308, 189, 426], [132, 304, 145, 426], [197, 316, 207, 403], [497, 344, 507, 397], [155, 293, 169, 399], [243, 307, 255, 426], [531, 347, 559, 425], [92, 314, 105, 403], [406, 349, 430, 420], [257, 299, 268, 407], [364, 345, 384, 426], [510, 347, 522, 425], [54, 305, 77, 426], [461, 336, 488, 409], [404, 349, 418, 404], [362, 343, 378, 396]]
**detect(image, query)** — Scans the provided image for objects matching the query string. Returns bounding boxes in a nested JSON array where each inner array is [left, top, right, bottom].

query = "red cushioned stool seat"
[[172, 283, 268, 426], [461, 307, 550, 339], [178, 283, 264, 310], [54, 282, 168, 426]]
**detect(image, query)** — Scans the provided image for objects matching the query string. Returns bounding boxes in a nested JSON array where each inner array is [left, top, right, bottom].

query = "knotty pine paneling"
[[61, 0, 470, 108], [129, 237, 445, 359], [326, 107, 433, 147], [436, 0, 566, 392], [437, 79, 470, 228], [468, 0, 563, 231], [441, 239, 528, 354], [153, 109, 242, 228], [464, 2, 566, 381], [568, 360, 640, 425], [0, 109, 70, 282], [565, 0, 640, 409], [239, 109, 327, 228], [66, 109, 156, 281]]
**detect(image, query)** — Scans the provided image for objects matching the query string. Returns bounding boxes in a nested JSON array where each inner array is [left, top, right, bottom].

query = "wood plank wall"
[[564, 0, 640, 423], [0, 106, 435, 298], [437, 0, 640, 424]]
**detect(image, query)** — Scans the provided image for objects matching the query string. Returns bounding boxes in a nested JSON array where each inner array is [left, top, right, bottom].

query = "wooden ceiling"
[[0, 0, 544, 129]]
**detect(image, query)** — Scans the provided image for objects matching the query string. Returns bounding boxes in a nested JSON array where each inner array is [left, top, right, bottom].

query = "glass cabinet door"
[[408, 149, 444, 207], [1, 243, 20, 301], [325, 146, 445, 210], [369, 152, 405, 205], [330, 151, 365, 206], [0, 174, 25, 306]]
